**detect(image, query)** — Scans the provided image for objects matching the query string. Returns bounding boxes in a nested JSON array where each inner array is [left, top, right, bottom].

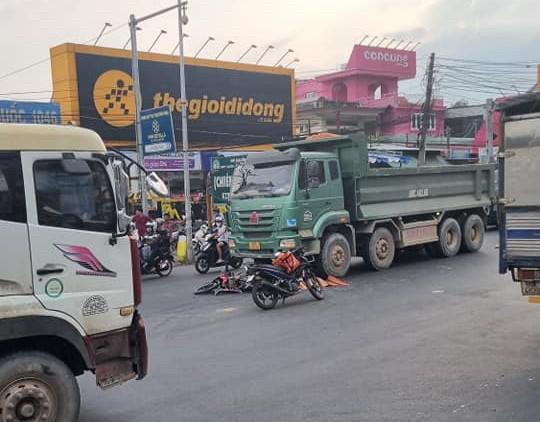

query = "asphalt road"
[[79, 231, 540, 422]]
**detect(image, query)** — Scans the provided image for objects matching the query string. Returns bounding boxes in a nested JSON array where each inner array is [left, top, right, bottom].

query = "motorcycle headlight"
[[228, 239, 236, 249], [279, 238, 296, 249]]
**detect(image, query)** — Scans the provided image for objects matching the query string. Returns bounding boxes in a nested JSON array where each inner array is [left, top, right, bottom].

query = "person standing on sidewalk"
[[132, 207, 151, 237]]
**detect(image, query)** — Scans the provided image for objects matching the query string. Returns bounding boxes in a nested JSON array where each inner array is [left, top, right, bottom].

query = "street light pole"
[[129, 14, 147, 213], [237, 44, 257, 62], [255, 45, 274, 65], [149, 29, 167, 52], [123, 26, 142, 49], [94, 22, 112, 46], [194, 36, 214, 58], [216, 40, 234, 60], [177, 0, 193, 263], [274, 49, 293, 67], [171, 33, 189, 55]]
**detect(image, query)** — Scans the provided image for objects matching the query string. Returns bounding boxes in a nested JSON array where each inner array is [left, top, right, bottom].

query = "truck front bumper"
[[231, 233, 301, 259], [86, 311, 148, 388]]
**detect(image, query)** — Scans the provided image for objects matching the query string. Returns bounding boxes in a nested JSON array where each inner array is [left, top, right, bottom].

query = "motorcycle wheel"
[[304, 270, 324, 301], [194, 279, 219, 295], [229, 257, 243, 269], [156, 258, 173, 277], [251, 282, 279, 310], [195, 256, 210, 274]]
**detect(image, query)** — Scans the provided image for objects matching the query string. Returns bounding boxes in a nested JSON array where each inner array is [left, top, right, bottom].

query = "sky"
[[1, 0, 539, 106]]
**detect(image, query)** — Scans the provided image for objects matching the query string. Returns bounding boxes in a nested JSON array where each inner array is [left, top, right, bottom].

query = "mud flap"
[[88, 312, 148, 389]]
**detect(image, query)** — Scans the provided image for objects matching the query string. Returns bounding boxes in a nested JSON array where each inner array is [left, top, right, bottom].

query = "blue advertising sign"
[[0, 101, 60, 125], [141, 106, 176, 155]]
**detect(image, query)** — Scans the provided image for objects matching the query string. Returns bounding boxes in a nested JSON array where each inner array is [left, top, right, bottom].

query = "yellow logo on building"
[[93, 70, 135, 128]]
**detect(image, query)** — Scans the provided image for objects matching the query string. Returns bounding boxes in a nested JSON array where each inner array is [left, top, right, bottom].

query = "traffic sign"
[[141, 106, 176, 155]]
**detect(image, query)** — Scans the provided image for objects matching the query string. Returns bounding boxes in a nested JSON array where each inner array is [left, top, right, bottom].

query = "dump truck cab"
[[0, 124, 158, 422], [228, 148, 347, 259]]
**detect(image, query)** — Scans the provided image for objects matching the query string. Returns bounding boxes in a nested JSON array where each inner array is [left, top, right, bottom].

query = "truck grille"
[[234, 209, 279, 241]]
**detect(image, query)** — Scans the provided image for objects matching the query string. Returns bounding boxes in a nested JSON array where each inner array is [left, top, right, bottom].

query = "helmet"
[[215, 215, 224, 223], [145, 221, 157, 234], [155, 217, 165, 228]]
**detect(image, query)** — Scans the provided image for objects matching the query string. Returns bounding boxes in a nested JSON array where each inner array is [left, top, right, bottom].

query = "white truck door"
[[0, 152, 33, 296], [21, 152, 134, 335]]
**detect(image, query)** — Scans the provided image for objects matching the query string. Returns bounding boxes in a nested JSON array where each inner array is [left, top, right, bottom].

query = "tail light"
[[129, 235, 142, 306], [517, 268, 540, 281]]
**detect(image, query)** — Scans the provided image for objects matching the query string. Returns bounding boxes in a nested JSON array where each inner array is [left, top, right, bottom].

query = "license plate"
[[248, 241, 261, 250]]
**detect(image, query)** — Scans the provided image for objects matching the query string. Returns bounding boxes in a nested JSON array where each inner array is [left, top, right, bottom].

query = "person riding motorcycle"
[[143, 218, 170, 270], [215, 215, 228, 264]]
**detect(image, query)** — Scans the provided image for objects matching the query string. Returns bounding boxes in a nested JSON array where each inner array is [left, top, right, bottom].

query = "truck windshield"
[[231, 162, 295, 199]]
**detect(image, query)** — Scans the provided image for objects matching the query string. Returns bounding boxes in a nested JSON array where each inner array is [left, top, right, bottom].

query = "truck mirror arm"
[[109, 226, 131, 246]]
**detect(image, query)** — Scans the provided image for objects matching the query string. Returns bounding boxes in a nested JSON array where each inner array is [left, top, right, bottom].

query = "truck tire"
[[363, 227, 395, 270], [0, 351, 80, 422], [426, 217, 462, 258], [461, 214, 485, 253], [321, 233, 351, 277]]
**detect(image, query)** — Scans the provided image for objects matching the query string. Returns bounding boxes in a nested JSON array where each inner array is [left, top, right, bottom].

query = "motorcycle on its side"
[[248, 248, 324, 310], [194, 231, 243, 274]]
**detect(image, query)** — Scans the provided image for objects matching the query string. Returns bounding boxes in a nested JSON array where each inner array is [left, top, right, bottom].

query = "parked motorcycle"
[[194, 231, 243, 274], [248, 248, 324, 310], [139, 233, 174, 277]]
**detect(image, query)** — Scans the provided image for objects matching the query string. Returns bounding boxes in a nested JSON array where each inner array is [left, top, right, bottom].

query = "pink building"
[[296, 44, 445, 137]]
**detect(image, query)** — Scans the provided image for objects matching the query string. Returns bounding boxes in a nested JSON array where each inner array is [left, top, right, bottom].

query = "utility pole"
[[485, 98, 494, 163], [419, 52, 435, 166], [177, 0, 193, 263], [129, 14, 147, 213]]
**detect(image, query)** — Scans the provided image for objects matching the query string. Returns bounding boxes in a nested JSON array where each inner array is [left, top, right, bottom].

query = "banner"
[[143, 153, 201, 172], [211, 155, 246, 203], [0, 101, 60, 124]]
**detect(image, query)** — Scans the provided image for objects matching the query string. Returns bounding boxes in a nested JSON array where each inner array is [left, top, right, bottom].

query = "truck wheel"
[[461, 214, 485, 253], [321, 233, 351, 277], [363, 227, 395, 270], [426, 217, 462, 258], [0, 351, 80, 422]]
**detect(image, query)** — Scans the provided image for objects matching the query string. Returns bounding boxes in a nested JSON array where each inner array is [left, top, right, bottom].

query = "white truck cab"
[[0, 124, 150, 422]]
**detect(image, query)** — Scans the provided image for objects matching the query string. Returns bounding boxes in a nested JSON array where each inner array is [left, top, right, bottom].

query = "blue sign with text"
[[0, 101, 61, 125], [141, 106, 176, 156]]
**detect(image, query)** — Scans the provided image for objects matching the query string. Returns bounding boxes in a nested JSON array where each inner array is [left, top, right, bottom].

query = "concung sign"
[[363, 50, 410, 68]]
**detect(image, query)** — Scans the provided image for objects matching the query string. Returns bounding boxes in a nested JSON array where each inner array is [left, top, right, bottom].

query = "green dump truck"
[[228, 134, 496, 277]]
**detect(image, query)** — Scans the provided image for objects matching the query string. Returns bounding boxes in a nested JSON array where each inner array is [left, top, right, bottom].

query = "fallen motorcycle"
[[194, 268, 252, 295], [248, 248, 324, 310]]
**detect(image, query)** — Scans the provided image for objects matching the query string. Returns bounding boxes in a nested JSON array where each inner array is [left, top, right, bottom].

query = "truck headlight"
[[228, 239, 236, 249], [279, 239, 296, 249]]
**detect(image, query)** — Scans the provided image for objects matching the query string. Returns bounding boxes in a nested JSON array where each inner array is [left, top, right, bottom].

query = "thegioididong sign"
[[50, 43, 295, 148]]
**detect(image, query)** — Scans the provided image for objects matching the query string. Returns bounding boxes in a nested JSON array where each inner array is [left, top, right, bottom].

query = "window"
[[304, 91, 316, 99], [329, 161, 340, 180], [0, 152, 26, 223], [34, 159, 116, 232], [411, 113, 436, 131], [299, 160, 326, 189]]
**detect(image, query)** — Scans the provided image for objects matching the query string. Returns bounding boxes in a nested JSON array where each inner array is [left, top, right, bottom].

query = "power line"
[[0, 23, 128, 82]]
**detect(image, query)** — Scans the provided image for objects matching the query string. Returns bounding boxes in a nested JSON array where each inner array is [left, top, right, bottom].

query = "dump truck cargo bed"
[[275, 135, 496, 223]]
